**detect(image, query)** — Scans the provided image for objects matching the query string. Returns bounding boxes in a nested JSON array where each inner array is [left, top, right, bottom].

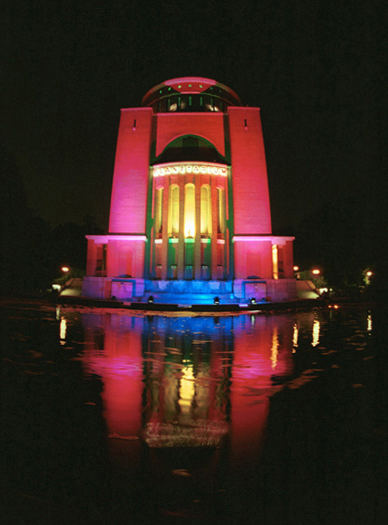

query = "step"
[[144, 280, 233, 296], [140, 292, 239, 305]]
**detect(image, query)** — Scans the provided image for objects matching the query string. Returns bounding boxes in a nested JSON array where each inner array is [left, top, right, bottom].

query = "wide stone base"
[[234, 279, 297, 302], [82, 276, 297, 304], [82, 277, 145, 300], [82, 277, 113, 299]]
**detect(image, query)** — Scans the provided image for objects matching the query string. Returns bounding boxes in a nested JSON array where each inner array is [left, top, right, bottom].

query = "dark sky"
[[3, 1, 384, 233]]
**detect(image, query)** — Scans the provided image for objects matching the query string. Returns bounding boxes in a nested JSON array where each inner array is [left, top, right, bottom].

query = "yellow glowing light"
[[272, 244, 279, 280], [312, 268, 320, 275], [168, 185, 179, 235], [312, 319, 320, 347], [293, 265, 299, 272], [59, 317, 67, 345], [154, 187, 163, 234], [153, 163, 227, 178], [179, 364, 195, 413], [271, 328, 279, 369], [366, 271, 373, 277], [367, 313, 372, 332], [217, 188, 225, 234], [61, 266, 70, 273], [184, 183, 196, 238], [292, 323, 299, 349], [200, 185, 212, 235]]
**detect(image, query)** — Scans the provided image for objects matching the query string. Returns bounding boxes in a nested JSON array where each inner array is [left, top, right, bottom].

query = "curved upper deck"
[[142, 77, 242, 113]]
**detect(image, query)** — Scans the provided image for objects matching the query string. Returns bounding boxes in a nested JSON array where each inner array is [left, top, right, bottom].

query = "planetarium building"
[[83, 77, 296, 303]]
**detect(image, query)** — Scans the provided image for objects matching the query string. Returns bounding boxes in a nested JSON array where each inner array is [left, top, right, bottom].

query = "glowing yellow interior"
[[168, 184, 179, 235], [272, 244, 278, 279], [184, 183, 195, 237], [200, 184, 212, 235], [217, 187, 225, 233], [155, 188, 163, 234]]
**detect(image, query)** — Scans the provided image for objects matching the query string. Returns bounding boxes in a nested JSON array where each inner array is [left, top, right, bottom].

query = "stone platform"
[[82, 276, 297, 303]]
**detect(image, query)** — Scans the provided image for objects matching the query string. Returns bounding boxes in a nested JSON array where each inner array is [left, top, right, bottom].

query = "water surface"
[[2, 300, 386, 524]]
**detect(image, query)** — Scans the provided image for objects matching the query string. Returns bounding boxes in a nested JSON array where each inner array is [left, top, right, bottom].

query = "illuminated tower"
[[83, 77, 296, 303]]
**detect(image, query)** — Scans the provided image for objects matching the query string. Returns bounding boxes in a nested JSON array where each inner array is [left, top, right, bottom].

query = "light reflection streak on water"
[[178, 362, 195, 413], [271, 327, 279, 369], [312, 319, 320, 347], [367, 313, 372, 333], [292, 323, 299, 352], [59, 317, 67, 345]]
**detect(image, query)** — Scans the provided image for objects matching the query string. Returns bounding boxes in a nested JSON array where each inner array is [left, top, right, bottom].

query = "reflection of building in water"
[[229, 315, 293, 464], [81, 313, 294, 455], [271, 327, 279, 369], [312, 318, 320, 347], [292, 322, 299, 351], [82, 314, 144, 450], [142, 317, 232, 447], [59, 317, 67, 345], [367, 312, 372, 333], [82, 76, 296, 304]]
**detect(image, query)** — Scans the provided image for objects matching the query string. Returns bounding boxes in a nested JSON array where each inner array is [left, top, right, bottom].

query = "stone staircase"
[[142, 280, 239, 305]]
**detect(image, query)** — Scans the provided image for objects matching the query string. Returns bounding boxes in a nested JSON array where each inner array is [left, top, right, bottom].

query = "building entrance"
[[150, 162, 230, 281]]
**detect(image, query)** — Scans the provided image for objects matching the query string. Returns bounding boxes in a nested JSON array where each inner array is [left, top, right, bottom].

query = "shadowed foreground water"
[[2, 300, 387, 524]]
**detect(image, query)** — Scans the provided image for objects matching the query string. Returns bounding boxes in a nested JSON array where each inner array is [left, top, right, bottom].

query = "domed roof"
[[142, 77, 242, 107]]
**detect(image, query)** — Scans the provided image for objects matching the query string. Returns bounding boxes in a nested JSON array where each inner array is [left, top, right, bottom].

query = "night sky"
[[3, 1, 384, 234]]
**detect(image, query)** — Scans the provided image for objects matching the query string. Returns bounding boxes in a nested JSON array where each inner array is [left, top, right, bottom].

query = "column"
[[177, 179, 185, 280], [194, 178, 201, 280], [86, 240, 97, 276], [211, 179, 218, 280], [283, 240, 294, 278], [161, 179, 169, 279]]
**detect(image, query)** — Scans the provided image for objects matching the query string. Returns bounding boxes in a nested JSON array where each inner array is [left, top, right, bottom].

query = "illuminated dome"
[[142, 77, 242, 113]]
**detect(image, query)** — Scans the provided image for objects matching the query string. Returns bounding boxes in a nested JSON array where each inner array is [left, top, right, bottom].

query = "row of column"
[[150, 173, 229, 280]]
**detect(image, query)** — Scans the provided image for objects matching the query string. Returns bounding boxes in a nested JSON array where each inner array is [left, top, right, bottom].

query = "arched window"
[[168, 185, 179, 235], [154, 187, 163, 235], [200, 185, 212, 236], [217, 187, 225, 234], [272, 244, 279, 280], [184, 183, 195, 238]]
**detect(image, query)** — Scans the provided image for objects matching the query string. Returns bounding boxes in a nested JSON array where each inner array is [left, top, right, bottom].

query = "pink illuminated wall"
[[106, 240, 145, 278], [155, 113, 225, 158], [109, 108, 153, 233], [228, 107, 272, 234], [234, 241, 273, 279]]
